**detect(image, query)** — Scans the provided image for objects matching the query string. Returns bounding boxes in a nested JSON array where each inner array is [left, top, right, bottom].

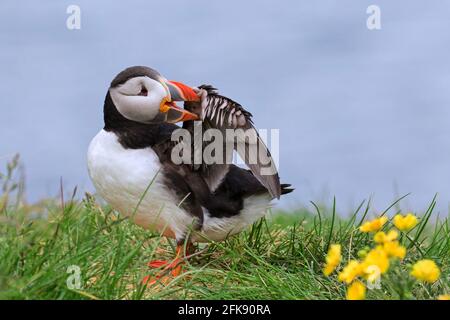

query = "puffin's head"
[[107, 66, 200, 124]]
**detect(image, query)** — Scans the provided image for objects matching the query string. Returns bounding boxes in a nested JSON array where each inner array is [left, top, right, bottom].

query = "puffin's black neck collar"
[[103, 91, 141, 131], [103, 91, 176, 149]]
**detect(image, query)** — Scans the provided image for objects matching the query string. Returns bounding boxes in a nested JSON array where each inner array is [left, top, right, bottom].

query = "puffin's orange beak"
[[166, 81, 200, 102], [160, 80, 200, 123]]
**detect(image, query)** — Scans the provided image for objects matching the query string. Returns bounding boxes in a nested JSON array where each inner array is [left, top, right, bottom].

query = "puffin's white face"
[[109, 76, 167, 123], [108, 69, 201, 124]]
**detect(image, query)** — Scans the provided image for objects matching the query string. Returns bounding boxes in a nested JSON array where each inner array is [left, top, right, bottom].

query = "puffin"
[[87, 66, 293, 284]]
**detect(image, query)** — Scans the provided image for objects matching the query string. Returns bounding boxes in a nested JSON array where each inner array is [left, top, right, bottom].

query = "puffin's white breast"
[[87, 130, 195, 239], [87, 130, 272, 242]]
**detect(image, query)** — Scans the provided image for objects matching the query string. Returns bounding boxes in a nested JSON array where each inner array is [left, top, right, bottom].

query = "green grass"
[[0, 193, 448, 300]]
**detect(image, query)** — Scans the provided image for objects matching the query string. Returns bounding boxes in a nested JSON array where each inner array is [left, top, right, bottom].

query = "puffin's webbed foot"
[[142, 243, 194, 287]]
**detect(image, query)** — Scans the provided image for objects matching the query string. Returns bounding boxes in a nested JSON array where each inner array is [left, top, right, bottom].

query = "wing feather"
[[185, 85, 281, 199]]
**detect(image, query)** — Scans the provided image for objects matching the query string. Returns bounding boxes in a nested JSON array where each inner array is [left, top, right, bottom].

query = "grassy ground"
[[0, 190, 448, 300]]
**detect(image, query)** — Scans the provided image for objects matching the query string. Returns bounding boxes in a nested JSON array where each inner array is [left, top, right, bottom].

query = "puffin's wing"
[[186, 85, 282, 199]]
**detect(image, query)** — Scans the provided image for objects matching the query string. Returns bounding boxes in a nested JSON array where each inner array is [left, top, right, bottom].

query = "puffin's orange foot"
[[169, 258, 183, 277], [142, 260, 184, 286], [147, 260, 170, 269], [142, 274, 172, 286], [143, 246, 187, 287], [147, 258, 183, 271]]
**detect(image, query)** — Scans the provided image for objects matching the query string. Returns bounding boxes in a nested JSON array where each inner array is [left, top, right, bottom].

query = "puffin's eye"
[[138, 86, 148, 96]]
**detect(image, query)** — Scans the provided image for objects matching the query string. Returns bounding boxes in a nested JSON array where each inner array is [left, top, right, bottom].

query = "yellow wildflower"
[[361, 247, 390, 275], [346, 281, 366, 300], [381, 241, 406, 259], [374, 229, 398, 243], [393, 213, 418, 231], [323, 244, 341, 276], [338, 260, 363, 284], [411, 259, 440, 283], [438, 294, 450, 300], [360, 216, 388, 233]]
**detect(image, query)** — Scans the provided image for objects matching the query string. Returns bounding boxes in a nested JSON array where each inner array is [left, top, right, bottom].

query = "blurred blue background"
[[1, 0, 449, 215]]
